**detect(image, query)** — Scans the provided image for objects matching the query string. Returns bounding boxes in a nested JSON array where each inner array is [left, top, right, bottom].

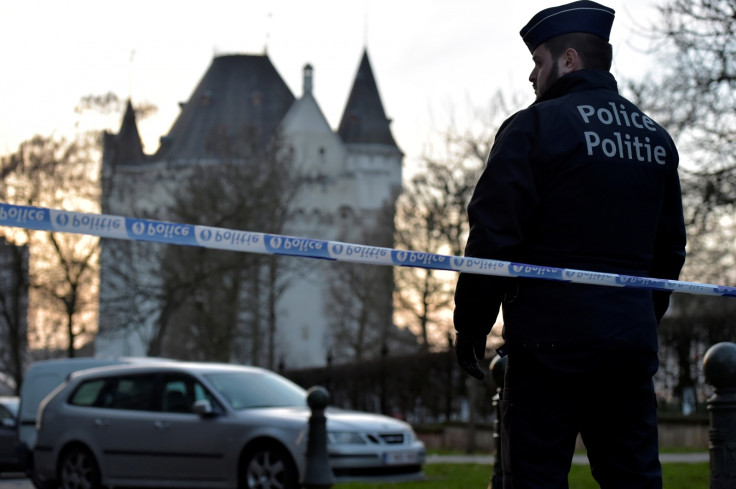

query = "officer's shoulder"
[[498, 111, 523, 132], [501, 106, 540, 128]]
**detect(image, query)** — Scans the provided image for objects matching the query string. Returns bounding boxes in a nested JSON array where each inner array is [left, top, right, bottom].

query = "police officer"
[[453, 1, 686, 488]]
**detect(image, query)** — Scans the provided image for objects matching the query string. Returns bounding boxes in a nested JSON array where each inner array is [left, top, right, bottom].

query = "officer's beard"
[[536, 64, 563, 101]]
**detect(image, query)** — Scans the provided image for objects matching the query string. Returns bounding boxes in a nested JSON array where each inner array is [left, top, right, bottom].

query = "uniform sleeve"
[[454, 110, 540, 337], [650, 144, 687, 323]]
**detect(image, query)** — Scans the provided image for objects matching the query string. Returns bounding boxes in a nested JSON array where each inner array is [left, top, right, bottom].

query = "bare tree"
[[629, 0, 736, 231], [97, 239, 172, 354], [75, 91, 157, 120], [394, 160, 481, 349], [393, 92, 518, 348], [0, 93, 155, 361], [0, 133, 100, 358], [326, 261, 392, 362], [624, 0, 736, 406], [100, 127, 304, 366], [39, 232, 99, 357], [165, 128, 303, 366], [325, 202, 403, 363]]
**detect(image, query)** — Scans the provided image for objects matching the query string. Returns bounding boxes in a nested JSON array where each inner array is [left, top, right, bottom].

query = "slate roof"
[[104, 99, 144, 166], [338, 50, 398, 148], [154, 54, 295, 160]]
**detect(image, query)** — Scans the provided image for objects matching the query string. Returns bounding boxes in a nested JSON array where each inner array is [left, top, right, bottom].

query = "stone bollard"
[[703, 342, 736, 489], [301, 386, 335, 489], [488, 354, 507, 489]]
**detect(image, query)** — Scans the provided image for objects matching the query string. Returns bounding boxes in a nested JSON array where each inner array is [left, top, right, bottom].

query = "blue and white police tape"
[[1, 202, 733, 297]]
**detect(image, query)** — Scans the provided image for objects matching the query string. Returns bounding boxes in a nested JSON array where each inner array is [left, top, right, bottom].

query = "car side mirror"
[[193, 399, 214, 417]]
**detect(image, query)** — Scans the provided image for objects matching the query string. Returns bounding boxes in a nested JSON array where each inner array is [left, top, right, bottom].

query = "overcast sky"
[[0, 0, 663, 173]]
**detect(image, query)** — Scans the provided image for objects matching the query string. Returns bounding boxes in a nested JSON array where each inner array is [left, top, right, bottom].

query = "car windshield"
[[203, 371, 307, 410]]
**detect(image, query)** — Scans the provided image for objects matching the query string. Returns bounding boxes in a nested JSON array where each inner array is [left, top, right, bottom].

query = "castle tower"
[[338, 50, 403, 219], [96, 51, 404, 368]]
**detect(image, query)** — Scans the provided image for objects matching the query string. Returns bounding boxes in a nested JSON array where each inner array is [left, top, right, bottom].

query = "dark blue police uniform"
[[456, 69, 686, 351], [453, 58, 687, 489]]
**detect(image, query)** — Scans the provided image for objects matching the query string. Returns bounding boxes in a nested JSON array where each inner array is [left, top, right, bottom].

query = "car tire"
[[240, 442, 298, 489], [57, 446, 101, 489]]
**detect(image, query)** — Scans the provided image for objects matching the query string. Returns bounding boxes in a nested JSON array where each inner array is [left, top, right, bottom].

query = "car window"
[[160, 374, 221, 413], [69, 379, 106, 407], [107, 375, 156, 411], [70, 375, 157, 411], [204, 371, 306, 410]]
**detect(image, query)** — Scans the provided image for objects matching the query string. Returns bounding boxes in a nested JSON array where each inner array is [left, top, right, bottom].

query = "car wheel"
[[241, 442, 298, 489], [57, 446, 101, 489]]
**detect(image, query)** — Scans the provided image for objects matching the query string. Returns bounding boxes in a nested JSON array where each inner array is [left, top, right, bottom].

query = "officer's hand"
[[455, 333, 486, 380]]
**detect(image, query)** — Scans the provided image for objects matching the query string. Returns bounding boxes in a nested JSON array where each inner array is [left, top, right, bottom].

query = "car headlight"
[[404, 429, 416, 443], [328, 432, 366, 445]]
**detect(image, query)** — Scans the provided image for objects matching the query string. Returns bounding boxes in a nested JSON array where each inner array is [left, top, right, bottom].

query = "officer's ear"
[[559, 48, 581, 75]]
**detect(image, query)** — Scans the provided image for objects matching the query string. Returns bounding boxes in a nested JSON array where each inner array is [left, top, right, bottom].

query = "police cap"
[[520, 1, 615, 54]]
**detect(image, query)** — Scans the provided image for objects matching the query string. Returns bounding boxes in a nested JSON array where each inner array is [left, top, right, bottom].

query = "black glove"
[[455, 333, 486, 380]]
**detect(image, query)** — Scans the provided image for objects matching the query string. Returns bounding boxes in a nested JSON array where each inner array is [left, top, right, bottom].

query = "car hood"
[[231, 406, 412, 432], [325, 408, 412, 432]]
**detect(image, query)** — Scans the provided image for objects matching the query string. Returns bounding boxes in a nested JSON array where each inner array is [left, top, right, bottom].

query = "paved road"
[[0, 453, 711, 489]]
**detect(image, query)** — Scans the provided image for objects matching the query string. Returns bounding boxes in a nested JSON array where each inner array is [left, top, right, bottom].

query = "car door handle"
[[94, 418, 109, 427], [154, 420, 171, 430]]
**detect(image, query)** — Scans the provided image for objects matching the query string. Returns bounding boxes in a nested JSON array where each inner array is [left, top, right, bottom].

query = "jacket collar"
[[534, 69, 618, 105]]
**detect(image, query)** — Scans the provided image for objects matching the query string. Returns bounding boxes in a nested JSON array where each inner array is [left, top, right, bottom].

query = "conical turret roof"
[[108, 99, 144, 165], [338, 50, 398, 148]]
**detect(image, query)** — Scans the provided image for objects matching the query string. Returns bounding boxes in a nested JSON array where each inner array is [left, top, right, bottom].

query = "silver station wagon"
[[32, 361, 425, 489]]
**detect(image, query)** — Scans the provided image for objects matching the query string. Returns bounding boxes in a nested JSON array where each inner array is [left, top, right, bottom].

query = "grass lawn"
[[334, 462, 709, 488]]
